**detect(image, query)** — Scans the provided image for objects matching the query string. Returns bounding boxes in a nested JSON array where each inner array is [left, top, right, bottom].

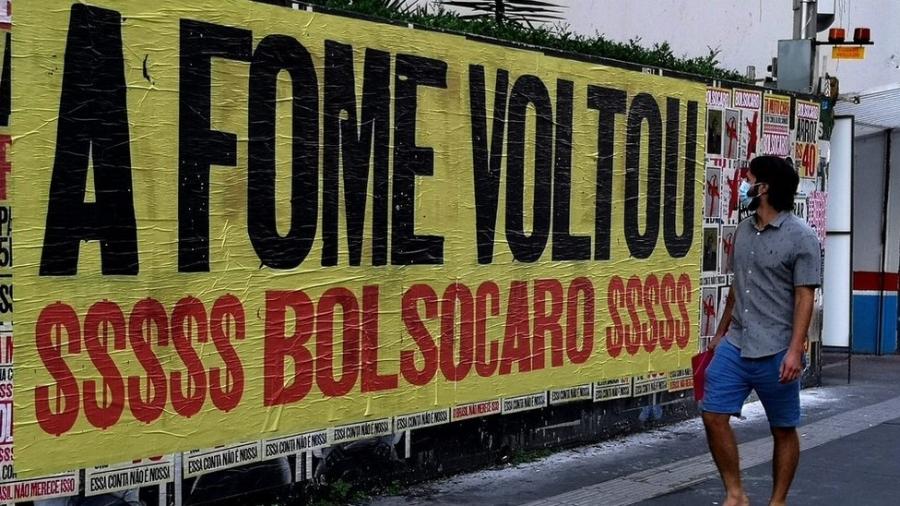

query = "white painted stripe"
[[853, 290, 898, 296], [523, 394, 900, 506]]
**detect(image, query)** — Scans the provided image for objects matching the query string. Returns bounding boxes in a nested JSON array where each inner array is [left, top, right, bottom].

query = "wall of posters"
[[703, 84, 824, 362], [0, 0, 828, 501]]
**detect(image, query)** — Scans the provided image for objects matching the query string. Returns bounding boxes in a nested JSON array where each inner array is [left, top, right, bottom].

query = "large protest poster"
[[11, 0, 705, 475]]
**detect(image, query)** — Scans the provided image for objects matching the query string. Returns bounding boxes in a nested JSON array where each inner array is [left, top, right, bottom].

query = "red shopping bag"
[[692, 350, 714, 402]]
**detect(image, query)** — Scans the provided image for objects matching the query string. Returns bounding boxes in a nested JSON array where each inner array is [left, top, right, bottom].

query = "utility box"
[[778, 39, 816, 93]]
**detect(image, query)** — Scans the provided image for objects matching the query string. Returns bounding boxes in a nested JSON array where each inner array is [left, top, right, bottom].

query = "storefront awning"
[[835, 84, 900, 137]]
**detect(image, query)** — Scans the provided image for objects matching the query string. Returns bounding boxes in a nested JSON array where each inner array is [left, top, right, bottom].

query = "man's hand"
[[709, 289, 735, 352], [708, 333, 725, 351], [779, 347, 804, 383]]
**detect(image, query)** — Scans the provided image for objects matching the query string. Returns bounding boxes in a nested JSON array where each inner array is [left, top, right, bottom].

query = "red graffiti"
[[722, 232, 735, 272], [725, 116, 738, 158], [706, 175, 720, 216], [745, 111, 759, 160], [726, 172, 739, 220], [702, 295, 716, 336]]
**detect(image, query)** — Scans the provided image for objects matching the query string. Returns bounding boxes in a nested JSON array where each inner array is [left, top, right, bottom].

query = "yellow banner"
[[831, 46, 865, 60], [12, 0, 705, 475]]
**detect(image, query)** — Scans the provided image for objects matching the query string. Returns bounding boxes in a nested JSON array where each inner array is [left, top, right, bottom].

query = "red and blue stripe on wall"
[[852, 271, 899, 354]]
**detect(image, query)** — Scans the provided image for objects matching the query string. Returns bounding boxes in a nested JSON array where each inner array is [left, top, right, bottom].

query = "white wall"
[[851, 130, 900, 275], [889, 131, 900, 275], [424, 0, 900, 93], [852, 133, 886, 272]]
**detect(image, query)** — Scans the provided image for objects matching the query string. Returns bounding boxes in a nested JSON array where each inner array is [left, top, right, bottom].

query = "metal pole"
[[800, 1, 809, 38], [849, 117, 856, 382], [173, 453, 183, 506], [794, 0, 818, 39], [792, 0, 818, 91], [877, 130, 893, 355]]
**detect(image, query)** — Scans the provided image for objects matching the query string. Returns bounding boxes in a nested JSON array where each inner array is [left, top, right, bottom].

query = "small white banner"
[[633, 372, 668, 396], [667, 368, 694, 392], [594, 377, 633, 402], [451, 399, 501, 422], [331, 418, 393, 445], [0, 472, 79, 503], [701, 274, 728, 287], [394, 408, 450, 431], [86, 456, 174, 496], [549, 384, 592, 405], [501, 392, 547, 414], [184, 442, 262, 478], [263, 429, 329, 460]]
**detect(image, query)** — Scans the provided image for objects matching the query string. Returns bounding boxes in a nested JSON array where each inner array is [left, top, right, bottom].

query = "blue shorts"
[[702, 340, 802, 428]]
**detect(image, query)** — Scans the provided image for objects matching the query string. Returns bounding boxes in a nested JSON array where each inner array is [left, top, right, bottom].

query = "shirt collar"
[[770, 211, 790, 228], [752, 210, 791, 229]]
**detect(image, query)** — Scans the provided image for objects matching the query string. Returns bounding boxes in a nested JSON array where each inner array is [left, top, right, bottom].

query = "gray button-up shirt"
[[726, 211, 822, 358]]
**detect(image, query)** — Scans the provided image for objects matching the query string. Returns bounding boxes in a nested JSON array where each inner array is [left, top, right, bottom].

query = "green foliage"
[[508, 447, 553, 465], [382, 480, 404, 495], [296, 0, 745, 81], [309, 478, 370, 506]]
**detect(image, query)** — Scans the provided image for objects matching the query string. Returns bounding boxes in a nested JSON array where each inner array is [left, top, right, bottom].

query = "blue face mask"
[[739, 181, 758, 208]]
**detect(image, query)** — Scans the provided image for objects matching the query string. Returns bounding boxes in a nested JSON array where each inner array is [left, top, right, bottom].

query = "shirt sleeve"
[[793, 230, 822, 287]]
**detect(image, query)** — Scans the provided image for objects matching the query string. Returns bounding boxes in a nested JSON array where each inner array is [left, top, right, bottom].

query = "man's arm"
[[708, 288, 734, 350], [779, 286, 814, 383]]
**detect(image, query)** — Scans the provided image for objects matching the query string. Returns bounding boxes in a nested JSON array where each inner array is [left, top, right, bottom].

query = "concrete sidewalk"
[[369, 354, 900, 506]]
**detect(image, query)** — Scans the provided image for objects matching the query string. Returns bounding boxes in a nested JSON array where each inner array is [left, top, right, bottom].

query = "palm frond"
[[439, 0, 566, 24], [381, 0, 417, 15]]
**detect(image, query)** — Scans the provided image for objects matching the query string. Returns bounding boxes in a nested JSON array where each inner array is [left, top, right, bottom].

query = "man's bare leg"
[[769, 427, 799, 506], [703, 412, 750, 506]]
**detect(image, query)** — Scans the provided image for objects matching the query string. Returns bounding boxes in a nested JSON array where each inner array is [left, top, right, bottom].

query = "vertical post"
[[793, 0, 818, 39], [173, 453, 183, 506], [295, 452, 305, 483], [823, 117, 853, 375], [876, 130, 893, 355], [793, 0, 819, 87]]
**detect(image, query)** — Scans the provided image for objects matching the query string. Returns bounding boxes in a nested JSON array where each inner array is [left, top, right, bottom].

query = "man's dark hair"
[[748, 155, 799, 212]]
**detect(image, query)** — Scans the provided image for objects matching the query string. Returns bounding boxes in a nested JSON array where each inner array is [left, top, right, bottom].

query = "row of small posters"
[[0, 376, 688, 502], [0, 2, 15, 499], [702, 87, 827, 349], [0, 5, 72, 497], [706, 87, 820, 179]]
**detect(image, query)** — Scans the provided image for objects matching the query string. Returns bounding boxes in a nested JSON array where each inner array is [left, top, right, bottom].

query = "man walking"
[[703, 156, 821, 506]]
